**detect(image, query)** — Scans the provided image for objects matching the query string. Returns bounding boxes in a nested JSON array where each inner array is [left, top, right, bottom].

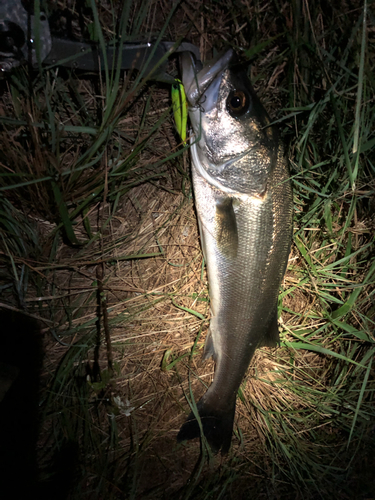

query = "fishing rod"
[[0, 0, 201, 83]]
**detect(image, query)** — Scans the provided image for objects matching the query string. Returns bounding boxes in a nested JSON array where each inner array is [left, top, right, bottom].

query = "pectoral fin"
[[215, 198, 238, 259]]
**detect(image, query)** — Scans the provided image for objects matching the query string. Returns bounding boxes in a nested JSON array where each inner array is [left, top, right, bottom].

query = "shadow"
[[0, 308, 43, 497]]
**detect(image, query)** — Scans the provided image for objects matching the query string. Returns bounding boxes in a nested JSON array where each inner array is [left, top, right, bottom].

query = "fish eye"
[[226, 90, 250, 118]]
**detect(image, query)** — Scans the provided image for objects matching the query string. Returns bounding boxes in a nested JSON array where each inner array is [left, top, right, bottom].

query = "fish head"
[[182, 49, 278, 196]]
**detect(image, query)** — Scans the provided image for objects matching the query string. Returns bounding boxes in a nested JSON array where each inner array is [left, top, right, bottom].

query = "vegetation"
[[0, 0, 373, 498]]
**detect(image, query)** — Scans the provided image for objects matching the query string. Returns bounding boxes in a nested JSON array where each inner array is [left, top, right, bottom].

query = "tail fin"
[[177, 397, 236, 454]]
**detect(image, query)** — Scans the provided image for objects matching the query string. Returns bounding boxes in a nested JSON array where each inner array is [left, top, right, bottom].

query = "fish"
[[177, 49, 293, 453]]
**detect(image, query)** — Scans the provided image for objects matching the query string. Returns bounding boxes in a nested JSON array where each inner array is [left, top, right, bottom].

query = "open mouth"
[[181, 49, 234, 108]]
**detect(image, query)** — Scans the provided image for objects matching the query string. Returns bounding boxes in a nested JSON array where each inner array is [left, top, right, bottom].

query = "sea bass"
[[177, 49, 293, 453]]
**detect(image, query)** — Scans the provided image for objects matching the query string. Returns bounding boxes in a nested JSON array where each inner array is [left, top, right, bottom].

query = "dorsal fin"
[[261, 310, 280, 347]]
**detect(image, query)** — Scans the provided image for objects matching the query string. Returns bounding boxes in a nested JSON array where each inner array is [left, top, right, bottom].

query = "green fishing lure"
[[171, 79, 187, 143]]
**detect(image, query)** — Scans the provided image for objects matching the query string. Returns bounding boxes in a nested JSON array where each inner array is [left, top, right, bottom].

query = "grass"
[[0, 0, 374, 498]]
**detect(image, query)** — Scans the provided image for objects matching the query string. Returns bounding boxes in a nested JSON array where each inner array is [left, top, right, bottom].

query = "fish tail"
[[177, 396, 236, 454]]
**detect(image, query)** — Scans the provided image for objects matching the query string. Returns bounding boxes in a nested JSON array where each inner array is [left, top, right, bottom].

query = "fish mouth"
[[181, 49, 234, 108]]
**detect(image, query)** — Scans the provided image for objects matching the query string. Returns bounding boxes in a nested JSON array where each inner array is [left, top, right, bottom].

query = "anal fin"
[[203, 328, 215, 360]]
